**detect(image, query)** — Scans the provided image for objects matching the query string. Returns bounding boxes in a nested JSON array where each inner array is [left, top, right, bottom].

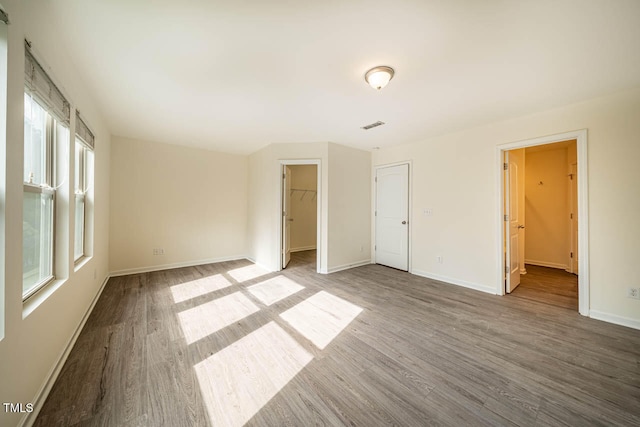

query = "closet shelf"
[[290, 188, 317, 201]]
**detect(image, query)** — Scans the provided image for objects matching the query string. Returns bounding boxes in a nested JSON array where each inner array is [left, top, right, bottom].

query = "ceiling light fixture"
[[365, 66, 394, 90]]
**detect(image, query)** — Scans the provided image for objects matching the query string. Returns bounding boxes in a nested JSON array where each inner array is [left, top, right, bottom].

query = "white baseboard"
[[245, 257, 276, 273], [21, 275, 110, 427], [326, 259, 372, 274], [524, 259, 568, 270], [589, 310, 640, 331], [290, 246, 316, 253], [110, 255, 248, 277], [412, 269, 496, 295]]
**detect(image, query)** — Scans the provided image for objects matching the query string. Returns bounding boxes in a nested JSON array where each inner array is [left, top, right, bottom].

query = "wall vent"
[[361, 121, 385, 130]]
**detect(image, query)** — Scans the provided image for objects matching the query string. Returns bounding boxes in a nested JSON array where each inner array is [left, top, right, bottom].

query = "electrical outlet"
[[153, 248, 165, 256], [437, 255, 443, 264], [627, 288, 640, 299], [423, 208, 433, 216]]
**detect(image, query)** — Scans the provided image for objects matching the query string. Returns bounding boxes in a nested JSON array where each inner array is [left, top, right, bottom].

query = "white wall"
[[289, 165, 317, 251], [373, 87, 640, 326], [0, 1, 111, 426], [327, 143, 371, 271], [109, 137, 248, 274]]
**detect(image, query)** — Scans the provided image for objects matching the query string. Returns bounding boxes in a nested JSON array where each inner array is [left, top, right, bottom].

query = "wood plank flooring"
[[509, 265, 578, 311], [35, 251, 640, 426]]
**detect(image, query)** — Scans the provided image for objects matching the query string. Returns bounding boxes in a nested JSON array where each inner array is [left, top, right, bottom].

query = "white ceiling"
[[51, 0, 640, 154]]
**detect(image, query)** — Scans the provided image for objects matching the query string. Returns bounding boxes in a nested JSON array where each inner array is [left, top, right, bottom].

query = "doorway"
[[280, 162, 320, 271], [504, 140, 578, 310], [374, 163, 410, 271], [497, 130, 589, 316]]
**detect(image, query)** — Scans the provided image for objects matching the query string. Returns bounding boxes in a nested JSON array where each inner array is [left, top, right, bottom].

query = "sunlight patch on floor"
[[279, 291, 363, 350], [178, 292, 259, 344], [227, 264, 270, 283], [247, 276, 304, 306], [195, 321, 313, 427], [170, 274, 233, 303]]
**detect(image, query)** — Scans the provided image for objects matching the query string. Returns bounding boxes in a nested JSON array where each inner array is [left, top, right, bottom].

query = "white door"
[[570, 163, 579, 274], [282, 166, 292, 269], [505, 150, 524, 293], [375, 164, 409, 271]]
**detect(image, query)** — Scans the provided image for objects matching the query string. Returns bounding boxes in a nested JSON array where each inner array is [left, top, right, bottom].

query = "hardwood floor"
[[509, 265, 578, 311], [35, 251, 640, 426]]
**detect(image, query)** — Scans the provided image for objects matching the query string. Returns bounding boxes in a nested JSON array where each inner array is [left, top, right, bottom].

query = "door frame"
[[282, 165, 292, 269], [496, 129, 589, 316], [568, 162, 578, 274], [372, 161, 412, 273], [278, 159, 322, 273]]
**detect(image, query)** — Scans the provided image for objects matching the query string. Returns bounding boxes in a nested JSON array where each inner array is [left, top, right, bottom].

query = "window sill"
[[74, 255, 92, 272], [23, 277, 67, 319]]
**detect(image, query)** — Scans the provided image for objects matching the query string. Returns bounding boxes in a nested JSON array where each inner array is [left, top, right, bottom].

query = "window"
[[74, 140, 85, 261], [23, 95, 55, 297], [23, 43, 70, 300], [74, 112, 94, 262]]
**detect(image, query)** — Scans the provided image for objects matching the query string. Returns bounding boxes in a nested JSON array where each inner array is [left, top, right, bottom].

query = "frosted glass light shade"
[[365, 66, 394, 90]]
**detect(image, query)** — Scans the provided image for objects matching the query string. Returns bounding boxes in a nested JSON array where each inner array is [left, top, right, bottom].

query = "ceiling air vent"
[[361, 120, 385, 130]]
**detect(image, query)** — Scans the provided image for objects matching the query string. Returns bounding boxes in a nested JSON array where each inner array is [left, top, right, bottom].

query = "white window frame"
[[23, 106, 57, 300], [74, 138, 87, 262]]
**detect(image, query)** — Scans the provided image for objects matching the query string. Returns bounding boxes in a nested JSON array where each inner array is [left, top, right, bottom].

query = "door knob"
[[402, 221, 407, 225], [518, 225, 525, 229]]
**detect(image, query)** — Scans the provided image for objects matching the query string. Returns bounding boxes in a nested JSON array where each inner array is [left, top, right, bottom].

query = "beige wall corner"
[[109, 137, 248, 274], [327, 143, 372, 271]]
